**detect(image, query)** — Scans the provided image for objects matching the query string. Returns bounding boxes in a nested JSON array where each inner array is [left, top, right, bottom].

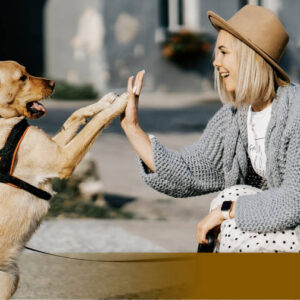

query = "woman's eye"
[[221, 51, 226, 55], [20, 75, 27, 81]]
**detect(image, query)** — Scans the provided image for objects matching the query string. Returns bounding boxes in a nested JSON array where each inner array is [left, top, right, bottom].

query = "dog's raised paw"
[[116, 92, 129, 105], [98, 92, 118, 105]]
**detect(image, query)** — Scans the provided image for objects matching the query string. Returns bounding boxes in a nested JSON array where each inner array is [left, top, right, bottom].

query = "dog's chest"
[[0, 122, 18, 147], [0, 118, 54, 197]]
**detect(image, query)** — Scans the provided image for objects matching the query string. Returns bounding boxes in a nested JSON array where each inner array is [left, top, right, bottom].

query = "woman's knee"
[[210, 184, 261, 212]]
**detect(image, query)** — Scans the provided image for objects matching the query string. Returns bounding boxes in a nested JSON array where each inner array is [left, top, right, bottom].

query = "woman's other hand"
[[120, 70, 145, 130], [196, 206, 224, 244], [196, 202, 236, 244]]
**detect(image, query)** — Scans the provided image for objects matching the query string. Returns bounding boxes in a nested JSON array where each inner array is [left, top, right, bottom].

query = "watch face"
[[221, 201, 232, 211]]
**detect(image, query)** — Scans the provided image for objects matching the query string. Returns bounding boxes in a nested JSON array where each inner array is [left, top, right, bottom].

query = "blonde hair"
[[214, 30, 289, 109]]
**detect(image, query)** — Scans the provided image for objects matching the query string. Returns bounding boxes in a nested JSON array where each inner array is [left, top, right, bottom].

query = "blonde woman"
[[121, 5, 300, 252]]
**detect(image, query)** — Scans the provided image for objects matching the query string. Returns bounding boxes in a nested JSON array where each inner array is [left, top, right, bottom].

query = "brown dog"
[[0, 61, 128, 298]]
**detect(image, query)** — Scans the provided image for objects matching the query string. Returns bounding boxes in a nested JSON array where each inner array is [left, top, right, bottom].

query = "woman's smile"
[[220, 72, 230, 78]]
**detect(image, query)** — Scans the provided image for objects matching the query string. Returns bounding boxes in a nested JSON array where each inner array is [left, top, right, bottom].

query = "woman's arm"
[[136, 105, 232, 198], [121, 71, 231, 198], [120, 70, 155, 172], [124, 125, 155, 172]]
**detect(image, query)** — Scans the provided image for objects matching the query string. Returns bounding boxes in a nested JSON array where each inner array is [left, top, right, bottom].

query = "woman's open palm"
[[120, 70, 145, 129]]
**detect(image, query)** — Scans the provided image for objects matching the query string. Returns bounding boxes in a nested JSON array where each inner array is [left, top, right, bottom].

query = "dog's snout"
[[49, 80, 55, 89]]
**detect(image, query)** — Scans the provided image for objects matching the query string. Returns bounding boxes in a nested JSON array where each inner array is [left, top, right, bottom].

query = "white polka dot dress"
[[210, 185, 300, 253]]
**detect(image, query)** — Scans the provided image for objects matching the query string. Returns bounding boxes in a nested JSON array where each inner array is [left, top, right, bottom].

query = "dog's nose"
[[49, 80, 55, 89]]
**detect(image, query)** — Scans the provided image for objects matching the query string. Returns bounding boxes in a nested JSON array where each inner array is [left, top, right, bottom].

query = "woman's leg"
[[211, 185, 300, 253]]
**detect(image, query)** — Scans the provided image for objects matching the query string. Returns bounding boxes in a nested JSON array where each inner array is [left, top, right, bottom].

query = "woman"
[[121, 5, 300, 252]]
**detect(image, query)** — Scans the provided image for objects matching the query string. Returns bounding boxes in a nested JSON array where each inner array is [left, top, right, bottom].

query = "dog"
[[0, 61, 128, 298]]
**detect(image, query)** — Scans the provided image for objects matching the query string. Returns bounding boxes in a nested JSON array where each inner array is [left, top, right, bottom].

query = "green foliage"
[[162, 29, 212, 66], [52, 80, 99, 100], [47, 177, 134, 219]]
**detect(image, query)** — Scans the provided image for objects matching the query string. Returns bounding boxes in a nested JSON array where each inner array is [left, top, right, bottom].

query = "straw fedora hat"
[[207, 5, 290, 83]]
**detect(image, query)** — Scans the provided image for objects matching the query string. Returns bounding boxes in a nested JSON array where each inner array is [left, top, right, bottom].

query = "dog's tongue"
[[32, 101, 46, 112]]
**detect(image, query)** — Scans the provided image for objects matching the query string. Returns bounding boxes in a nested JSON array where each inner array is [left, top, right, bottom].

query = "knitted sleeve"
[[235, 122, 300, 232], [137, 105, 232, 198]]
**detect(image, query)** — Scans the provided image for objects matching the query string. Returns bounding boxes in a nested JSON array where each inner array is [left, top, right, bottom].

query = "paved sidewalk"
[[14, 218, 207, 298], [14, 251, 196, 299]]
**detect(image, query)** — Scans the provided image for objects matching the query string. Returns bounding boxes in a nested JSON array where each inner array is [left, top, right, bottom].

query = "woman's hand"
[[196, 205, 225, 244], [196, 202, 236, 244], [119, 69, 155, 172], [120, 70, 145, 131]]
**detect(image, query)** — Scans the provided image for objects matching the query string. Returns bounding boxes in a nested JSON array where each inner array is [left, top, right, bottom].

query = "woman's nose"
[[213, 53, 222, 69], [213, 57, 221, 69]]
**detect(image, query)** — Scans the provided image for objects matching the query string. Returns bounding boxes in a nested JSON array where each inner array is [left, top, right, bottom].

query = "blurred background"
[[2, 0, 298, 297], [1, 0, 298, 94], [1, 0, 298, 251], [2, 0, 298, 249]]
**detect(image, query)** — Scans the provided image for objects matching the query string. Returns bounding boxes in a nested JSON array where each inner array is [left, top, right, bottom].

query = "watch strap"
[[221, 200, 233, 220]]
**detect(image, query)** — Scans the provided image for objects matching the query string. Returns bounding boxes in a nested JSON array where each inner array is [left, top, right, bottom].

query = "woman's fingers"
[[127, 70, 145, 96], [127, 75, 134, 93], [196, 233, 208, 244], [133, 70, 145, 96], [196, 222, 208, 244], [127, 75, 137, 107]]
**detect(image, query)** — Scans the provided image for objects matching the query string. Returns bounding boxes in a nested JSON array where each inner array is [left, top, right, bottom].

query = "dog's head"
[[0, 61, 55, 119]]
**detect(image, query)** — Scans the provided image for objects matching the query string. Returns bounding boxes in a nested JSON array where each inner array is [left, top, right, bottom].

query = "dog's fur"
[[0, 61, 128, 298]]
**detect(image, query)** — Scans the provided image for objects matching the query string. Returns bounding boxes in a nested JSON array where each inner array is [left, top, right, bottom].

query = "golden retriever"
[[0, 61, 128, 298]]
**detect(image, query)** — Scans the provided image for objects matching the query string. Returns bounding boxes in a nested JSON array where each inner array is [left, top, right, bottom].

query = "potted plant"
[[162, 29, 212, 67]]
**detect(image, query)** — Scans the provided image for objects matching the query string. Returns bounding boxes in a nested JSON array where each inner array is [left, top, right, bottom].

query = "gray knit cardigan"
[[138, 82, 300, 238]]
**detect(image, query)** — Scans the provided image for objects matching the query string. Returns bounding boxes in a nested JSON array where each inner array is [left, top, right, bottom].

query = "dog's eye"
[[19, 75, 27, 81]]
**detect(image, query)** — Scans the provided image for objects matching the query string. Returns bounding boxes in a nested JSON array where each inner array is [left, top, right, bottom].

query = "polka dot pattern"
[[210, 184, 261, 211], [210, 185, 299, 253], [214, 218, 299, 253]]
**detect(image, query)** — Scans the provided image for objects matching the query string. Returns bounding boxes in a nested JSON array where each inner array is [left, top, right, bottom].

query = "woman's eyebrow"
[[218, 45, 228, 50]]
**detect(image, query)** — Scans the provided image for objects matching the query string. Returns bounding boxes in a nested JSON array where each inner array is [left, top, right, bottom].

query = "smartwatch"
[[221, 200, 233, 220]]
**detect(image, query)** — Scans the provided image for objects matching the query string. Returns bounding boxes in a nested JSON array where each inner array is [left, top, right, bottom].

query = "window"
[[240, 0, 262, 7], [158, 0, 200, 32]]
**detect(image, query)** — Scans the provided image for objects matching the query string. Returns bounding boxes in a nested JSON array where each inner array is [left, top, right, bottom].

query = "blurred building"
[[0, 0, 298, 93]]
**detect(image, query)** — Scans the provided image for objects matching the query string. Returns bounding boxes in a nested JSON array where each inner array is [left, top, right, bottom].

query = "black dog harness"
[[0, 118, 51, 200]]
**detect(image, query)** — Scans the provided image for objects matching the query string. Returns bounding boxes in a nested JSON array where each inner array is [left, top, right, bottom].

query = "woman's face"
[[213, 30, 238, 93]]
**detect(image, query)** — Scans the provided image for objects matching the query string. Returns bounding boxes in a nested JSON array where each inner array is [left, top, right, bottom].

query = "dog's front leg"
[[56, 92, 128, 178], [53, 92, 118, 147], [0, 270, 19, 299]]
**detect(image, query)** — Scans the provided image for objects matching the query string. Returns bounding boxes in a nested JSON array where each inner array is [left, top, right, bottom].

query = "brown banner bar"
[[193, 253, 300, 299], [18, 252, 300, 298]]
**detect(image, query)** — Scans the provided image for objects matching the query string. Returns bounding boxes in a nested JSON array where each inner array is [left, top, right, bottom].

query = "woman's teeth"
[[220, 72, 230, 78]]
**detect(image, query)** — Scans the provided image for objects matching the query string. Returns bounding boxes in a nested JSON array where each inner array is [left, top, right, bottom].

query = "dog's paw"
[[114, 92, 129, 106], [98, 92, 119, 105], [73, 93, 119, 119], [105, 92, 129, 115]]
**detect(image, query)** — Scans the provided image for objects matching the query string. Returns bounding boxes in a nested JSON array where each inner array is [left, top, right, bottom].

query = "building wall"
[[268, 0, 300, 82], [101, 0, 158, 91], [45, 0, 107, 91], [45, 0, 298, 93], [45, 0, 223, 92]]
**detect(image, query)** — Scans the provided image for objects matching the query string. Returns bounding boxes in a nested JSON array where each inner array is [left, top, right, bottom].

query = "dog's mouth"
[[26, 100, 46, 118]]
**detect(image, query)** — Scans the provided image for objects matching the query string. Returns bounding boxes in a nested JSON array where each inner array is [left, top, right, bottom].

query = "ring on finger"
[[133, 86, 137, 95]]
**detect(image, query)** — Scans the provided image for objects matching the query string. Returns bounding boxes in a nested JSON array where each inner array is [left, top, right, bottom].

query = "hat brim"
[[207, 11, 290, 84]]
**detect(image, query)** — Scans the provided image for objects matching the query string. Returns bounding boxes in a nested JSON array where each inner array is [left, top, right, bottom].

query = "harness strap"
[[0, 118, 29, 173], [0, 118, 51, 201], [0, 173, 51, 200]]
